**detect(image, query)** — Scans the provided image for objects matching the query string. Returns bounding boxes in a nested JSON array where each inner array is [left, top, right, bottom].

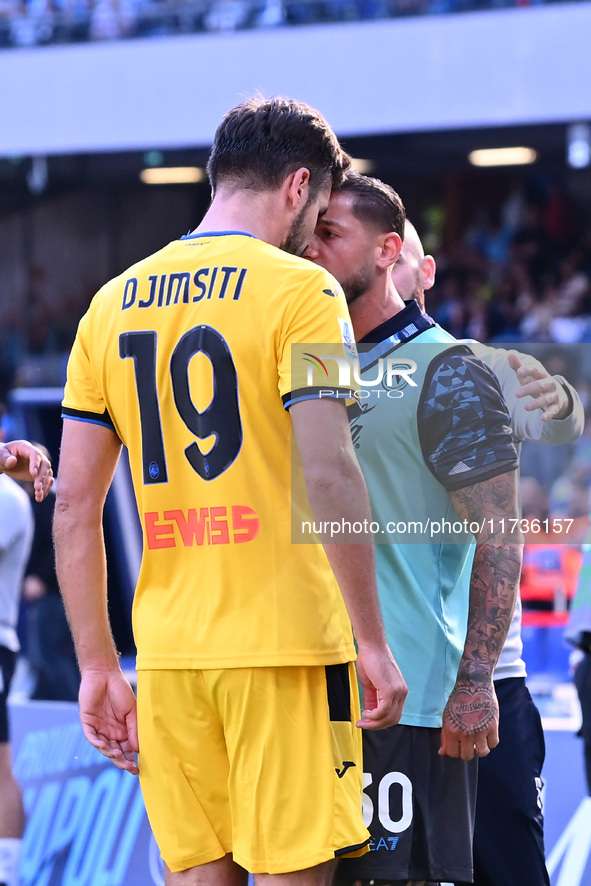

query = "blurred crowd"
[[421, 180, 591, 347], [2, 178, 591, 397], [0, 0, 575, 48]]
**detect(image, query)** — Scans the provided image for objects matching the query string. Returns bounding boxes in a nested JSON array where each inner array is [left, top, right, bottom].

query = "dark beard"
[[342, 264, 375, 304], [281, 199, 313, 256]]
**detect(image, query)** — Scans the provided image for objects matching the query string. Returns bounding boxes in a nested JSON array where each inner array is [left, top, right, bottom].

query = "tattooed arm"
[[440, 470, 523, 761]]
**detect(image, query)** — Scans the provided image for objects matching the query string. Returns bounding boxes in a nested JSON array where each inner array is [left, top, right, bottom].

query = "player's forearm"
[[304, 454, 388, 649], [457, 541, 522, 684], [324, 539, 388, 650], [54, 496, 120, 672], [450, 471, 523, 683], [290, 398, 389, 649]]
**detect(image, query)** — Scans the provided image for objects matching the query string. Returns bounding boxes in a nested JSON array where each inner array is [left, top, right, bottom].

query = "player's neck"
[[349, 278, 406, 341], [191, 189, 288, 248]]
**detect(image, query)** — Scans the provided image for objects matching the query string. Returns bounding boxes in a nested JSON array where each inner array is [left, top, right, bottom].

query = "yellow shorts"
[[137, 662, 369, 874]]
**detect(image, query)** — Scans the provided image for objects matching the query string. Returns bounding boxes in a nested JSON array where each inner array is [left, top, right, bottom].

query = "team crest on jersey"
[[338, 317, 358, 360]]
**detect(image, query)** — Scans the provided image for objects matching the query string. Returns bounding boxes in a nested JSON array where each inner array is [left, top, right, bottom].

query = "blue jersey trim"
[[283, 387, 355, 410], [62, 414, 116, 431], [180, 230, 258, 241], [62, 408, 117, 434]]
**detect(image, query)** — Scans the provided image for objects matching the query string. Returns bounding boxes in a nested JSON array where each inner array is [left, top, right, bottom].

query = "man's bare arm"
[[290, 398, 407, 729], [54, 419, 139, 774], [441, 470, 523, 761]]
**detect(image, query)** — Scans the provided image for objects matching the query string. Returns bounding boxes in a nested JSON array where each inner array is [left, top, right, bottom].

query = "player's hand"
[[0, 440, 54, 501], [439, 679, 499, 761], [508, 351, 571, 422], [79, 667, 139, 774], [355, 642, 407, 730]]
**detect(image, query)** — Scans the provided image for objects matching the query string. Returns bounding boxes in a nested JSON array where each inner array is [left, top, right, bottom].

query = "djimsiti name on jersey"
[[122, 267, 248, 310]]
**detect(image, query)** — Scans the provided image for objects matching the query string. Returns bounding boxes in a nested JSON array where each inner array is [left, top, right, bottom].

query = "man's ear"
[[285, 167, 311, 210], [378, 231, 403, 269], [421, 255, 436, 291]]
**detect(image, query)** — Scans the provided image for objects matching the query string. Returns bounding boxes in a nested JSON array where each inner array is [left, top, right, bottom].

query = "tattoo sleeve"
[[445, 470, 523, 735]]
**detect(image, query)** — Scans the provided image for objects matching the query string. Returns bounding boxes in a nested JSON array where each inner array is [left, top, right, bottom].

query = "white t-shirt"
[[0, 474, 33, 653]]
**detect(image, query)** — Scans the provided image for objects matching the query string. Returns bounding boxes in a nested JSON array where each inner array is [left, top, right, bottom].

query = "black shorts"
[[0, 645, 16, 743], [472, 677, 549, 886], [337, 723, 477, 883]]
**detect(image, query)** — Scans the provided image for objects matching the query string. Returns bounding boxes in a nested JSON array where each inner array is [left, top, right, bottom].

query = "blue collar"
[[358, 299, 436, 371]]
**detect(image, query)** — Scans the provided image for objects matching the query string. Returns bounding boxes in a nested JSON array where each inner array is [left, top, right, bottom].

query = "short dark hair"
[[207, 97, 351, 195], [336, 170, 406, 239]]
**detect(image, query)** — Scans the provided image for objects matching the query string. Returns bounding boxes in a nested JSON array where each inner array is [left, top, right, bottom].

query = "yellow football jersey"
[[63, 231, 358, 669]]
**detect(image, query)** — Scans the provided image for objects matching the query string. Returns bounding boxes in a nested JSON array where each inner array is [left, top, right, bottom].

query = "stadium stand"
[[0, 0, 588, 49]]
